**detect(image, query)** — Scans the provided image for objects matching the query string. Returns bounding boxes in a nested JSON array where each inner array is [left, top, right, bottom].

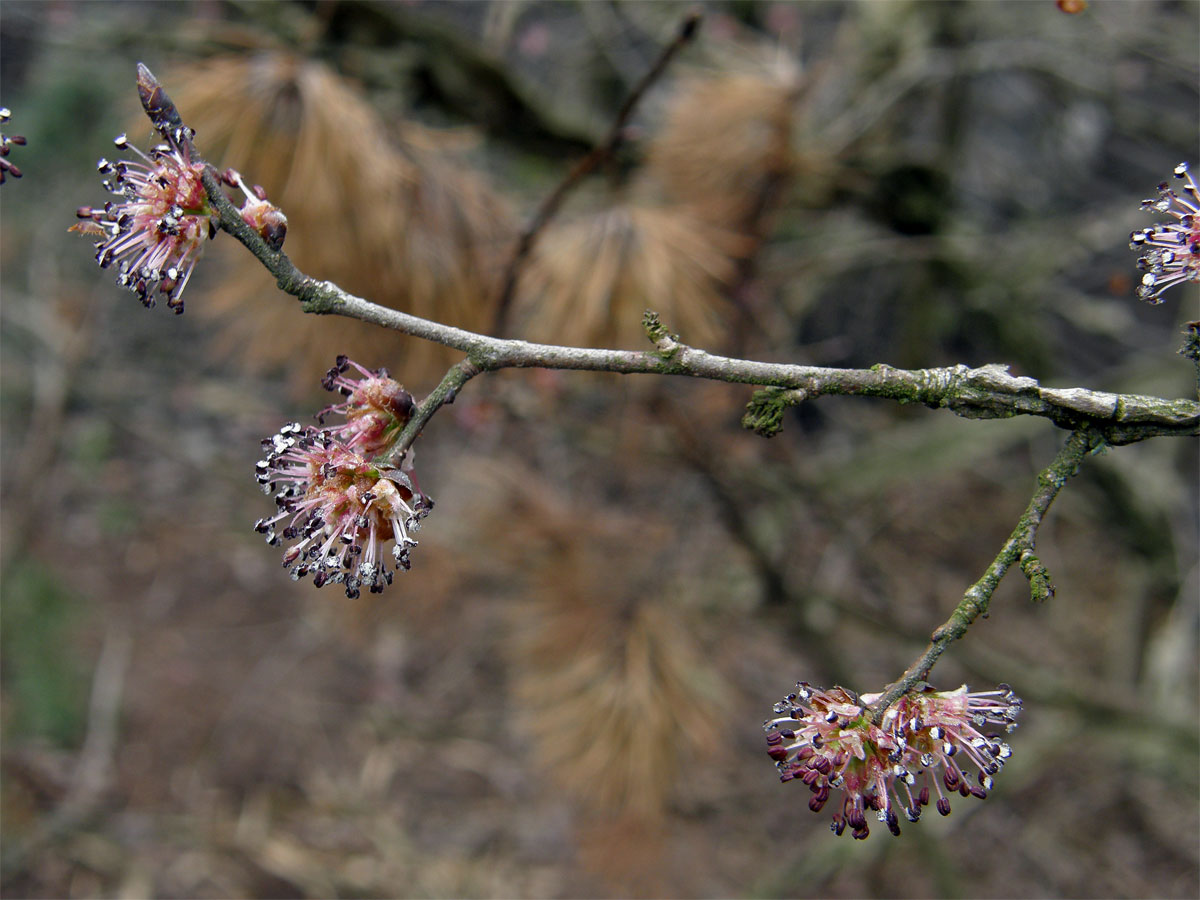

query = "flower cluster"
[[75, 127, 217, 313], [1130, 162, 1200, 304], [0, 107, 26, 184], [255, 357, 431, 598], [74, 63, 286, 314], [765, 682, 1021, 839]]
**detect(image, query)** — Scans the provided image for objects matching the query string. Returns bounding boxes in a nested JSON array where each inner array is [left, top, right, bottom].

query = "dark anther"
[[886, 811, 901, 836]]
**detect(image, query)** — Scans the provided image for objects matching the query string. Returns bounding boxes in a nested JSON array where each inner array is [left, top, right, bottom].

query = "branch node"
[[1018, 549, 1055, 602], [642, 310, 680, 353], [742, 386, 807, 438], [679, 9, 703, 40], [298, 279, 343, 314]]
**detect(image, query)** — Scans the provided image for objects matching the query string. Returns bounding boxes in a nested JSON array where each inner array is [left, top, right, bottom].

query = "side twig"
[[379, 358, 482, 466], [867, 428, 1102, 719]]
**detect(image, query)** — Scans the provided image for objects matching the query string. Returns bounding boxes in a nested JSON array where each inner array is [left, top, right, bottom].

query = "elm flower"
[[223, 168, 288, 252], [316, 355, 416, 458], [75, 128, 217, 313], [1129, 162, 1200, 304], [254, 425, 431, 597], [255, 358, 430, 598], [764, 681, 1021, 839], [1, 107, 26, 184]]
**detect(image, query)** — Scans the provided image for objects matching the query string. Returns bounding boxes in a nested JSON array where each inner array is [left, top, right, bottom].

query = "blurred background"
[[1, 1, 1197, 897]]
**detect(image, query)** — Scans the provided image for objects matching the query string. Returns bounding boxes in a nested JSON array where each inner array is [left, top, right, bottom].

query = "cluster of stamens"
[[1129, 162, 1200, 304], [764, 682, 1021, 839], [1, 107, 26, 184], [75, 127, 216, 313], [254, 357, 430, 598], [74, 63, 286, 313]]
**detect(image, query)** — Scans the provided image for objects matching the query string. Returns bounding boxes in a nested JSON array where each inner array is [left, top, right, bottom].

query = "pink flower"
[[75, 129, 216, 313], [316, 356, 416, 458], [255, 359, 430, 598], [764, 682, 1020, 838], [1130, 162, 1200, 304], [0, 107, 26, 184], [223, 168, 288, 251]]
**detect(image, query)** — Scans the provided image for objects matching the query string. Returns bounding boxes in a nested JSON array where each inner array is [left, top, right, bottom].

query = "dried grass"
[[514, 203, 749, 349], [512, 62, 799, 352], [490, 469, 729, 823], [510, 593, 722, 819], [644, 66, 798, 226]]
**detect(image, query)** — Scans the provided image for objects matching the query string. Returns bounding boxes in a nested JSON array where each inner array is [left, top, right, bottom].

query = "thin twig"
[[489, 10, 703, 335], [867, 428, 1102, 720], [378, 357, 482, 466]]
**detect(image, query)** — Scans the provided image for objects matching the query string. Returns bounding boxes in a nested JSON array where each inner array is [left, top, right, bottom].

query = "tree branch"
[[867, 428, 1102, 720], [106, 65, 1200, 751], [193, 177, 1200, 449]]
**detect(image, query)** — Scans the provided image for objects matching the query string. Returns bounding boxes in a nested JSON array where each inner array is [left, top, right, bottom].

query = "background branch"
[[490, 10, 703, 335]]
